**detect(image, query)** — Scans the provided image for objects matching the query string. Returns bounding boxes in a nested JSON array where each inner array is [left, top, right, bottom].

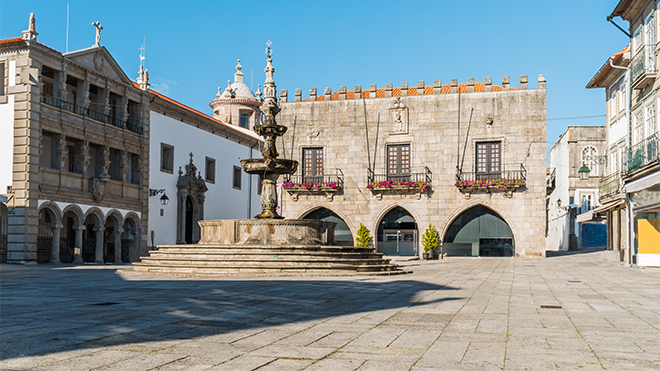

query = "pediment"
[[64, 46, 132, 84]]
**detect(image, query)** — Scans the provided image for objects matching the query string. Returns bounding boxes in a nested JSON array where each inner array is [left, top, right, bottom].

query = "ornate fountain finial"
[[221, 80, 234, 99], [255, 84, 263, 102], [240, 41, 298, 219]]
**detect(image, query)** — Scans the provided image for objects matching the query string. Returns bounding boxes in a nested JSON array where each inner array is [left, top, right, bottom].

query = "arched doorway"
[[185, 196, 194, 244], [104, 214, 121, 263], [83, 213, 101, 262], [37, 208, 56, 263], [377, 207, 418, 256], [60, 211, 78, 263], [122, 218, 136, 263], [302, 208, 354, 246], [444, 205, 514, 257]]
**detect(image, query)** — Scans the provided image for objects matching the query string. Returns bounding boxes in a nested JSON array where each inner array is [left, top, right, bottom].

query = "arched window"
[[581, 145, 598, 177]]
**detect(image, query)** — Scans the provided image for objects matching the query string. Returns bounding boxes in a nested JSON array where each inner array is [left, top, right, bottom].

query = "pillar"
[[74, 225, 84, 263], [50, 223, 62, 263], [114, 227, 123, 263], [94, 226, 104, 263]]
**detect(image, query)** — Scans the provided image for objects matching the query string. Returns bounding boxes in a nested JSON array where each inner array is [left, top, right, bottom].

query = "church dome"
[[229, 59, 257, 100]]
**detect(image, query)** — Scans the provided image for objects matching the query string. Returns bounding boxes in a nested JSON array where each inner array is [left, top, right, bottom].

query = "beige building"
[[0, 15, 149, 264], [276, 76, 547, 258]]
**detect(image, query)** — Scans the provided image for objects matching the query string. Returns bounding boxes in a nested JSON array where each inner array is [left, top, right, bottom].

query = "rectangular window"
[[205, 157, 216, 183], [476, 141, 501, 179], [303, 147, 323, 183], [239, 111, 251, 129], [161, 143, 174, 173], [233, 165, 242, 190], [387, 144, 410, 181], [635, 111, 644, 144], [647, 103, 656, 136], [0, 62, 4, 96]]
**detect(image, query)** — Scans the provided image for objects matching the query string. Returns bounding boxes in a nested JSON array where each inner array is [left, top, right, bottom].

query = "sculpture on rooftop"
[[92, 21, 103, 46]]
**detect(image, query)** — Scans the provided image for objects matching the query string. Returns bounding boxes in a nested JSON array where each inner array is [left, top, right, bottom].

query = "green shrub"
[[421, 224, 438, 253], [355, 223, 371, 247]]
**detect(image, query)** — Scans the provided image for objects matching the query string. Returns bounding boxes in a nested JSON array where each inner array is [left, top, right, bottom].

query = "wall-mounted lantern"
[[150, 189, 169, 205]]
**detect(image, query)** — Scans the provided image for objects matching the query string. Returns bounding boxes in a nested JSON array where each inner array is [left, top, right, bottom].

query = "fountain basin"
[[199, 219, 336, 246], [240, 158, 298, 175]]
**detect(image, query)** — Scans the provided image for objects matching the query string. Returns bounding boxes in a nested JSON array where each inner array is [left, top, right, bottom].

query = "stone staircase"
[[123, 244, 409, 277]]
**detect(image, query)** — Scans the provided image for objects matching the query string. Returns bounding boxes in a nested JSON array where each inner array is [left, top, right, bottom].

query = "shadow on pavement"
[[0, 265, 459, 362], [545, 246, 606, 258]]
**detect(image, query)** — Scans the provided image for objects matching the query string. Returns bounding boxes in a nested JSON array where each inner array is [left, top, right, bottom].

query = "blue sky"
[[1, 0, 628, 149]]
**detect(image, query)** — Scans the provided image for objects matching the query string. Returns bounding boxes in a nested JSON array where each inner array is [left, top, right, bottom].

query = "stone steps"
[[125, 243, 409, 277]]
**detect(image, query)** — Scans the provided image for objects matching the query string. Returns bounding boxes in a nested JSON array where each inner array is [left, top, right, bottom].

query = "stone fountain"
[[127, 43, 406, 277]]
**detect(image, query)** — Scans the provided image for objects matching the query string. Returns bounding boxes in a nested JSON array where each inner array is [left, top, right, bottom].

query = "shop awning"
[[626, 171, 660, 193], [592, 197, 625, 214]]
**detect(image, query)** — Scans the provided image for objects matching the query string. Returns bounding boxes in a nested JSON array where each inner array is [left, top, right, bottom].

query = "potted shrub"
[[421, 224, 438, 260]]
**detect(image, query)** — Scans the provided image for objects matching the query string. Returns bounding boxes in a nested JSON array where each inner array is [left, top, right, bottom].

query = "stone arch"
[[373, 203, 421, 256], [176, 154, 207, 244], [38, 201, 63, 224], [82, 207, 105, 263], [440, 202, 518, 257], [297, 205, 355, 246], [60, 205, 84, 264], [61, 204, 84, 228], [37, 204, 61, 263], [103, 211, 123, 263], [122, 212, 142, 263]]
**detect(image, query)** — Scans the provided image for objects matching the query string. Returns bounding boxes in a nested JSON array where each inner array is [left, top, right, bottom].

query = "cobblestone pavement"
[[1, 249, 659, 371]]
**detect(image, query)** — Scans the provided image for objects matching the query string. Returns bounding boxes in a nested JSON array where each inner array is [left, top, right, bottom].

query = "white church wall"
[[148, 112, 261, 246], [0, 61, 16, 194]]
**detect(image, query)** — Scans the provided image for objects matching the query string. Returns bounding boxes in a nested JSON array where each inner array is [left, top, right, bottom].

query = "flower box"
[[282, 181, 341, 201], [367, 180, 430, 200], [454, 178, 525, 198]]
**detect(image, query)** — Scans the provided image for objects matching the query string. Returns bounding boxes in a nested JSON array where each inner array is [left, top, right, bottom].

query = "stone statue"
[[29, 13, 36, 32], [92, 22, 103, 46]]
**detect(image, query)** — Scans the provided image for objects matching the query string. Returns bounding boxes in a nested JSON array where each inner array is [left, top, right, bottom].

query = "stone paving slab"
[[1, 249, 659, 370]]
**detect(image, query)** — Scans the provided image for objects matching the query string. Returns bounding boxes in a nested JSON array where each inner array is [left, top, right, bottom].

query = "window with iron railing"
[[476, 141, 501, 180], [387, 144, 410, 182], [303, 147, 323, 184]]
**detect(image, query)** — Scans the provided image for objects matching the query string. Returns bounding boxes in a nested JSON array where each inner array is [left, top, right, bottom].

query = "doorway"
[[377, 207, 418, 256]]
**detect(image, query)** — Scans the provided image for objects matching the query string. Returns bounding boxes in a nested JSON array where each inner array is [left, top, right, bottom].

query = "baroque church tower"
[[209, 60, 262, 130]]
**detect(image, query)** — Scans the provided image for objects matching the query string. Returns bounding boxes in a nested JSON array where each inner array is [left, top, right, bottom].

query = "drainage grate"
[[91, 302, 120, 306], [540, 305, 562, 309]]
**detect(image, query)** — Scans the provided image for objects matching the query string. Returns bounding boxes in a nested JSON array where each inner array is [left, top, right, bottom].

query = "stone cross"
[[92, 22, 103, 46]]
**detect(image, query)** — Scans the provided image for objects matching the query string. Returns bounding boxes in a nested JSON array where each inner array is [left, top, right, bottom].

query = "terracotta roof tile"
[[407, 87, 417, 96], [492, 85, 502, 91], [347, 90, 355, 100], [330, 92, 339, 100], [361, 90, 369, 99], [475, 82, 485, 92], [393, 87, 401, 97], [424, 86, 434, 95], [0, 36, 24, 45], [376, 88, 385, 98], [316, 95, 325, 101]]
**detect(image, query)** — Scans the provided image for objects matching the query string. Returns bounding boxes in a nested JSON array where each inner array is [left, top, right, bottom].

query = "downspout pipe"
[[609, 55, 633, 265]]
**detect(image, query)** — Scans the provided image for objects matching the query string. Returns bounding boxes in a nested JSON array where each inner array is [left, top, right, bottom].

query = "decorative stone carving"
[[100, 145, 110, 180], [90, 178, 106, 201], [92, 21, 103, 47], [120, 150, 129, 182], [485, 115, 494, 126], [57, 134, 68, 170], [81, 140, 91, 175], [390, 96, 408, 134], [175, 153, 208, 244]]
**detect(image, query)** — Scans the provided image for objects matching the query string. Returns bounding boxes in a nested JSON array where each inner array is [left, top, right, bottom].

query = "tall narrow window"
[[581, 145, 598, 177], [0, 62, 5, 96], [635, 111, 644, 144], [476, 141, 501, 179], [161, 143, 174, 173], [646, 103, 656, 136], [239, 111, 251, 129], [205, 157, 216, 184], [303, 147, 323, 183], [387, 144, 410, 181], [233, 166, 242, 190]]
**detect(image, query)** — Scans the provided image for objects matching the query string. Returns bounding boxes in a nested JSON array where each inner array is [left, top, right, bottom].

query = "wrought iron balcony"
[[282, 170, 344, 201], [455, 164, 526, 198], [631, 44, 656, 88], [42, 95, 143, 135], [598, 172, 622, 201], [622, 133, 659, 176], [367, 167, 431, 200]]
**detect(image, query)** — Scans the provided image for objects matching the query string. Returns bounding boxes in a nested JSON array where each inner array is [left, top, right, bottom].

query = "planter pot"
[[428, 249, 435, 260], [422, 253, 429, 260]]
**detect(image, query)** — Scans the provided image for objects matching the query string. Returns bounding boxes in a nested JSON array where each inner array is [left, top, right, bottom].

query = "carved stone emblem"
[[90, 178, 106, 201], [390, 97, 408, 134], [485, 115, 494, 126], [93, 51, 104, 71]]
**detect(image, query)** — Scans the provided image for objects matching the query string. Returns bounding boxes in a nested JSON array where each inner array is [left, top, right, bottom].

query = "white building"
[[547, 126, 607, 251]]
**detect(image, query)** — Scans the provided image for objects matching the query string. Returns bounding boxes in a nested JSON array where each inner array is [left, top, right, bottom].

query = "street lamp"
[[578, 164, 591, 180], [150, 189, 169, 205]]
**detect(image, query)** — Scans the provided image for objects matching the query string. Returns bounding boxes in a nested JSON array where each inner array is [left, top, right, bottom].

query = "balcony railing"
[[631, 44, 655, 86], [598, 172, 622, 201], [282, 170, 344, 201], [455, 164, 526, 198], [622, 133, 659, 175], [367, 167, 432, 199], [42, 95, 143, 135]]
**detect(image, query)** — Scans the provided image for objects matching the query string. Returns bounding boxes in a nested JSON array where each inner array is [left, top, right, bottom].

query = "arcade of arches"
[[302, 208, 354, 246], [33, 204, 141, 264]]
